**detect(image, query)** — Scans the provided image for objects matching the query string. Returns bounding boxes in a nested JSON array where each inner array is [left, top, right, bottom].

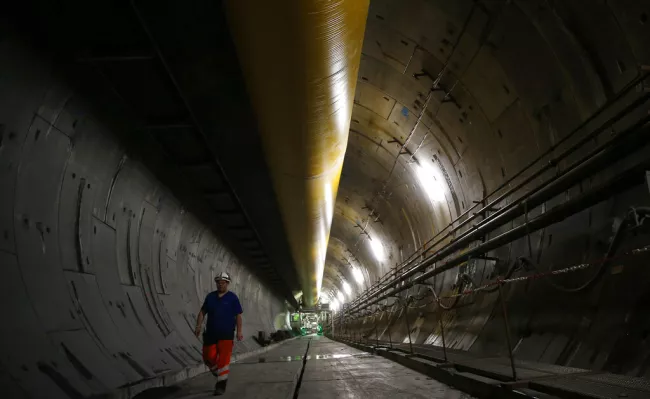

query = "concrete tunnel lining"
[[0, 38, 291, 398], [3, 0, 650, 397], [322, 0, 650, 384]]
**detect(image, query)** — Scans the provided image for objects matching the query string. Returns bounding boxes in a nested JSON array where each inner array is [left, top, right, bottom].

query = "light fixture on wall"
[[343, 281, 352, 296], [369, 236, 385, 261], [415, 162, 446, 203], [352, 267, 364, 285], [331, 298, 340, 311]]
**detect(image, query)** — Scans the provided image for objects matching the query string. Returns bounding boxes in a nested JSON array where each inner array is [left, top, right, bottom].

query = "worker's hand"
[[237, 332, 244, 341], [194, 326, 201, 338]]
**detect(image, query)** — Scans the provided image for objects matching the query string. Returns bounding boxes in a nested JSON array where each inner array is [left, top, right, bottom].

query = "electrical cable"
[[544, 207, 650, 293]]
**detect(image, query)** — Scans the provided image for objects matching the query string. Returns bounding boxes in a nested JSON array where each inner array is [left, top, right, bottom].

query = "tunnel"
[[1, 0, 650, 398]]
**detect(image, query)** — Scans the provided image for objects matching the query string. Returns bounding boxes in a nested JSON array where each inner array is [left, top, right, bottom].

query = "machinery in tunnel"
[[3, 0, 650, 398], [289, 310, 330, 336]]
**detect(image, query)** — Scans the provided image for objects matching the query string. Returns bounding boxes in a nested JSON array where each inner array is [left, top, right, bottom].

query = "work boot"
[[213, 380, 227, 396]]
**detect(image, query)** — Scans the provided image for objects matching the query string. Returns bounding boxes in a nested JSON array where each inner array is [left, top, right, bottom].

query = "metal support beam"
[[437, 299, 448, 362], [498, 282, 517, 381]]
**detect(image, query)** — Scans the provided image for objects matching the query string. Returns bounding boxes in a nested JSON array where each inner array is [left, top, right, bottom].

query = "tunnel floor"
[[149, 336, 473, 398]]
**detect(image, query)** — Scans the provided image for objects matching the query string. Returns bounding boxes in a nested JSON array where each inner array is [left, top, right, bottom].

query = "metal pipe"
[[351, 152, 650, 312], [343, 120, 650, 314], [420, 106, 650, 266], [343, 89, 649, 310], [409, 92, 650, 265], [224, 0, 369, 306], [345, 107, 649, 315], [404, 312, 413, 354], [375, 323, 379, 348]]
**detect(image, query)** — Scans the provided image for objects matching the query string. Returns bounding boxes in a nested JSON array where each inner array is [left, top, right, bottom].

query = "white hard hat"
[[215, 271, 231, 283]]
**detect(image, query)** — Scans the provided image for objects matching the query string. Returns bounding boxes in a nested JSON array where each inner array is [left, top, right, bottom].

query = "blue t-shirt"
[[201, 291, 243, 341]]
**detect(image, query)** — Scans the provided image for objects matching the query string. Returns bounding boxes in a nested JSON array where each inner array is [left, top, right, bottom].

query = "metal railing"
[[326, 238, 650, 382], [324, 70, 650, 384], [339, 72, 650, 318]]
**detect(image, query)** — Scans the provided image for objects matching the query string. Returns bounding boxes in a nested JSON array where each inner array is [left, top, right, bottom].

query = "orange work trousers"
[[202, 340, 234, 381]]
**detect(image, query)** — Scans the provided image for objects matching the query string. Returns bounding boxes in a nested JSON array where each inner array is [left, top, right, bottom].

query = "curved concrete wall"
[[0, 38, 287, 398], [335, 0, 650, 380]]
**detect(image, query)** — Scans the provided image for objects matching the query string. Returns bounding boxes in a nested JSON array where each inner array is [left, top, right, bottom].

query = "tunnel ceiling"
[[9, 0, 650, 310], [320, 0, 650, 307], [5, 0, 304, 304]]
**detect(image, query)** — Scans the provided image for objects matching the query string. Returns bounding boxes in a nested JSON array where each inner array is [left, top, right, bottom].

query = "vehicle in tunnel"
[[2, 0, 650, 398]]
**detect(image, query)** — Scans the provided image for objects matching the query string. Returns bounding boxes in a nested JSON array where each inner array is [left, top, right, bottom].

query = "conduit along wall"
[[331, 82, 650, 377], [349, 107, 650, 313], [224, 0, 370, 306]]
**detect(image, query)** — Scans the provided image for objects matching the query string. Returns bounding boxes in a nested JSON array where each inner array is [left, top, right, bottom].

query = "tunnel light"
[[415, 163, 446, 203], [352, 267, 364, 285], [337, 291, 345, 303], [331, 298, 340, 311], [369, 237, 385, 261], [342, 281, 352, 296]]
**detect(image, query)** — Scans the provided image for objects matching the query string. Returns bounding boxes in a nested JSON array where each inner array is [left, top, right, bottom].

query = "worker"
[[194, 271, 243, 396]]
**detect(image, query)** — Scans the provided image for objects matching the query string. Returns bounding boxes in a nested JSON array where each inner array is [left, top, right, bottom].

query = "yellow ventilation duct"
[[224, 0, 368, 306]]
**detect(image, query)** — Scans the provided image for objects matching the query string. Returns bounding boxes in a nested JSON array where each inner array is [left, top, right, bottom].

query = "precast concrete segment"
[[325, 0, 650, 381], [154, 336, 473, 398], [223, 0, 370, 306], [108, 338, 302, 399], [0, 39, 289, 398], [333, 338, 650, 399]]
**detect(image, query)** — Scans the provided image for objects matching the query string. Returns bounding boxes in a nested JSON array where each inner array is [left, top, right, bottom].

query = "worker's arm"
[[194, 309, 205, 338], [236, 313, 243, 341], [233, 295, 244, 341]]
